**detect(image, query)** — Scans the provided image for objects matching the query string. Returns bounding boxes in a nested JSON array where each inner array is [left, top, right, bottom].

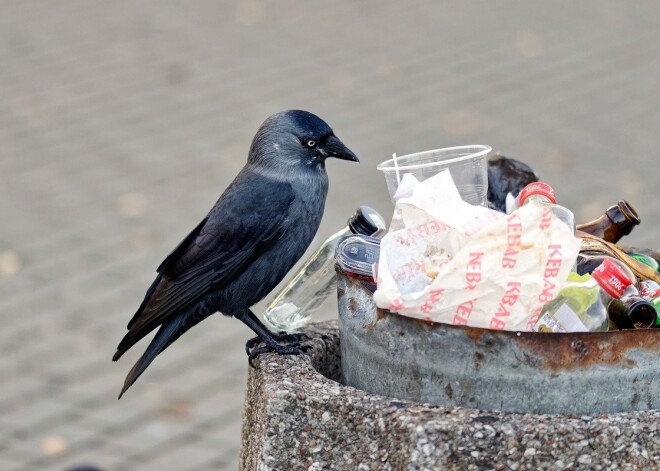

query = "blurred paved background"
[[1, 1, 659, 470]]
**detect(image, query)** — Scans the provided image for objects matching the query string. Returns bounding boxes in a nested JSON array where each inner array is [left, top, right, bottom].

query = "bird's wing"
[[157, 175, 295, 284], [116, 174, 295, 356]]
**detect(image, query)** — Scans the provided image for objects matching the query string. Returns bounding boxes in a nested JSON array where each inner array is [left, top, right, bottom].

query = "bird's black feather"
[[113, 110, 358, 397], [156, 217, 208, 276], [115, 176, 295, 359]]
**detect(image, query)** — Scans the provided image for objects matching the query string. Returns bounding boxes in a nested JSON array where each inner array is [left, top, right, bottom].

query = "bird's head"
[[248, 110, 359, 172]]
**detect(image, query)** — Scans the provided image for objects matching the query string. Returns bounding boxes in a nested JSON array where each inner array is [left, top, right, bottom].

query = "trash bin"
[[240, 321, 660, 470], [337, 270, 660, 415]]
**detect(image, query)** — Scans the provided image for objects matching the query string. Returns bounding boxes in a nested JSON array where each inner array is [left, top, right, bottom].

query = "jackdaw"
[[113, 110, 358, 398]]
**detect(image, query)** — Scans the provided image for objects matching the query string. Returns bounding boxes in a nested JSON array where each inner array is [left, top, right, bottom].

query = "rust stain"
[[463, 325, 487, 344], [514, 329, 660, 372], [364, 307, 389, 332], [348, 297, 358, 313]]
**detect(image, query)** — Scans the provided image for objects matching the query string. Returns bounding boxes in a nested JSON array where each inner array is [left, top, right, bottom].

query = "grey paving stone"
[[1, 1, 660, 470], [0, 452, 31, 471], [1, 397, 77, 431], [122, 436, 225, 471]]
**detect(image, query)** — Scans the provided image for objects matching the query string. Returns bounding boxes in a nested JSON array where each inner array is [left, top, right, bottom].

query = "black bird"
[[113, 110, 358, 398]]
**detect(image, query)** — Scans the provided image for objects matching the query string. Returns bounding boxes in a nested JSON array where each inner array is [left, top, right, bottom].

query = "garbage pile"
[[264, 148, 660, 334]]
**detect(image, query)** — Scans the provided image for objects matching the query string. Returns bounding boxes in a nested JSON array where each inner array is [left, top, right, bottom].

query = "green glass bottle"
[[652, 298, 660, 328], [629, 252, 660, 272]]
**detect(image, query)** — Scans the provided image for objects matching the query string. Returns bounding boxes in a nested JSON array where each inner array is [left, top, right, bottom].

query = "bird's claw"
[[245, 336, 259, 355], [246, 340, 311, 368], [244, 332, 309, 355]]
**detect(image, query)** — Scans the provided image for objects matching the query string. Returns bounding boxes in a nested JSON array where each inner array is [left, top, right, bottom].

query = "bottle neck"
[[522, 194, 553, 206], [576, 215, 609, 237], [521, 196, 575, 232], [577, 254, 638, 287], [609, 296, 656, 329], [606, 201, 640, 228], [347, 206, 386, 236], [593, 275, 636, 304], [576, 201, 640, 244]]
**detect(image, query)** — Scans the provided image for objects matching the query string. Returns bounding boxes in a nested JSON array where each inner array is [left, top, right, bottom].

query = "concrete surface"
[[241, 321, 660, 470], [1, 1, 659, 470]]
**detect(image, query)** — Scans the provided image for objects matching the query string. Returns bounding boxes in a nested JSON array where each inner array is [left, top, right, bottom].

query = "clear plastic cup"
[[377, 145, 491, 206]]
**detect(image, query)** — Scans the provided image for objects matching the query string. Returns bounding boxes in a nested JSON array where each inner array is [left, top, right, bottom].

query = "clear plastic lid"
[[336, 235, 381, 277]]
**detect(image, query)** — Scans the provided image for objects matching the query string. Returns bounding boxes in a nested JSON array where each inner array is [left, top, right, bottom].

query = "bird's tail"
[[118, 317, 183, 399]]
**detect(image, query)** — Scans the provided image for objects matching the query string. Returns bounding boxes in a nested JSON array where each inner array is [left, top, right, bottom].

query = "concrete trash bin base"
[[240, 321, 660, 470]]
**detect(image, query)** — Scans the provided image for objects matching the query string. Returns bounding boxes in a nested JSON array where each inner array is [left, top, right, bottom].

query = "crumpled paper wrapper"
[[373, 171, 581, 331]]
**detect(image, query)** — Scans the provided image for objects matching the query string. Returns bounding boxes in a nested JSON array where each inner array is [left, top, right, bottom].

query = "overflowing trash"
[[372, 170, 580, 330], [369, 152, 660, 332], [264, 148, 660, 333], [323, 149, 660, 418]]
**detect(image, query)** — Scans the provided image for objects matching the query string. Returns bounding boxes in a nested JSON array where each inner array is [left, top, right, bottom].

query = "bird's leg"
[[242, 309, 309, 350], [244, 331, 308, 354], [235, 309, 309, 366]]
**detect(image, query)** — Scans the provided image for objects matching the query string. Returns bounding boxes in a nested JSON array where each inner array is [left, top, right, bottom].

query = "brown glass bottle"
[[608, 296, 656, 329], [576, 200, 640, 244]]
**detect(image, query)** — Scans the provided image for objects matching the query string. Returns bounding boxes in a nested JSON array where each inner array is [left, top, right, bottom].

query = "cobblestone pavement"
[[1, 1, 659, 470]]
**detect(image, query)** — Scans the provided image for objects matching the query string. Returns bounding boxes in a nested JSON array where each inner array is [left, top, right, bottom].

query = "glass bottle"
[[513, 182, 575, 232], [263, 206, 386, 331], [650, 298, 660, 328], [610, 272, 656, 328], [533, 258, 653, 332], [576, 200, 640, 244], [639, 280, 660, 328], [576, 253, 637, 287], [640, 280, 660, 299], [608, 296, 657, 330], [629, 252, 660, 272]]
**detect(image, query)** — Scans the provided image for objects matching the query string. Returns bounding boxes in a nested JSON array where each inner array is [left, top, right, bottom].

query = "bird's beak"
[[321, 135, 360, 162]]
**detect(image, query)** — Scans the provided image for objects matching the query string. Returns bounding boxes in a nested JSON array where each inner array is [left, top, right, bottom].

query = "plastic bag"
[[373, 170, 581, 331]]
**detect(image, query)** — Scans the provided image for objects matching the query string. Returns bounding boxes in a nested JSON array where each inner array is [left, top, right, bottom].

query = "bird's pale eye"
[[305, 139, 317, 148]]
